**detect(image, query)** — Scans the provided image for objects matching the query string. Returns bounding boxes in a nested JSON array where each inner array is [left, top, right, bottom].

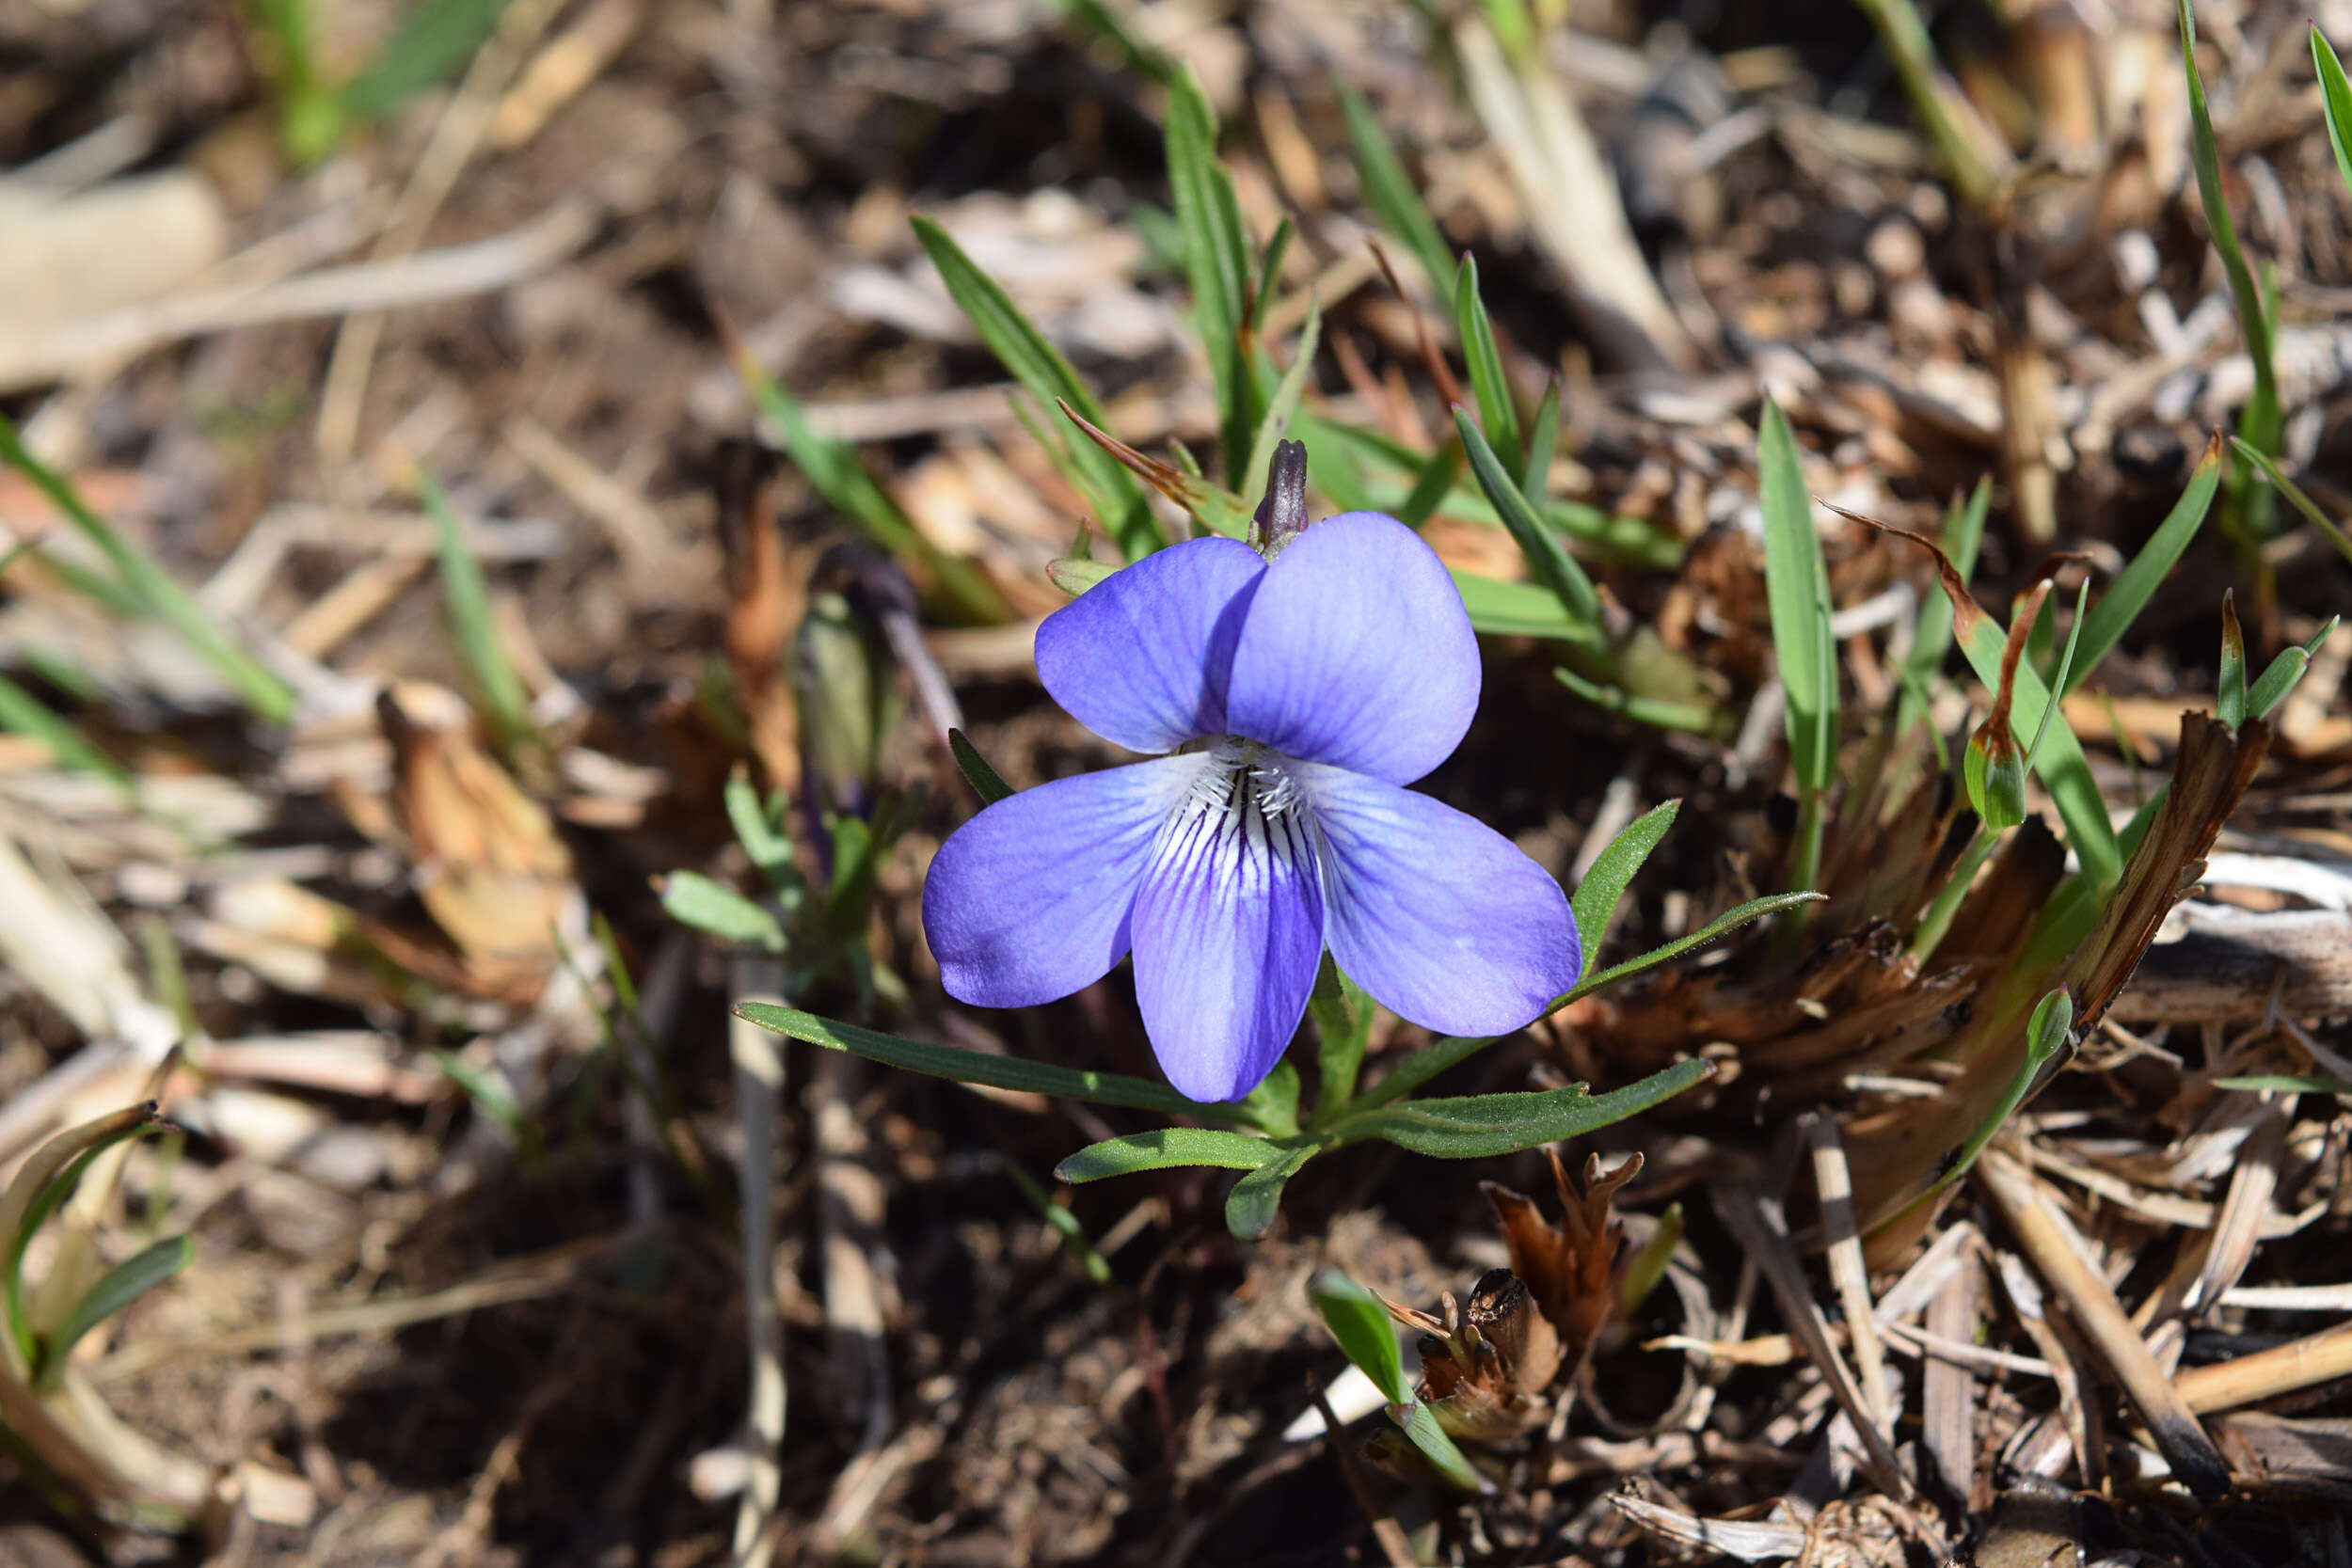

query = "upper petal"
[[1297, 764, 1580, 1038], [1223, 512, 1480, 784], [1035, 536, 1267, 754], [922, 754, 1205, 1008], [1130, 786, 1326, 1103]]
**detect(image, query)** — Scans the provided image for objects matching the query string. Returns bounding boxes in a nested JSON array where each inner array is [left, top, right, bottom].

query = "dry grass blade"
[[1977, 1148, 2230, 1496], [1709, 1180, 1909, 1497]]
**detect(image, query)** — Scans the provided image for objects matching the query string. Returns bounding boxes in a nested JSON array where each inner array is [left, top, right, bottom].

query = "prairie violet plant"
[[921, 500, 1581, 1103]]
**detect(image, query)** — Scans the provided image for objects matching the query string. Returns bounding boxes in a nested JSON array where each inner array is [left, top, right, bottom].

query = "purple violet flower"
[[920, 511, 1581, 1103]]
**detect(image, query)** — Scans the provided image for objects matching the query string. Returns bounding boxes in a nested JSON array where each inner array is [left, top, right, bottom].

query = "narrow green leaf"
[[0, 673, 128, 784], [2066, 438, 2222, 692], [1757, 400, 1836, 797], [1395, 442, 1461, 530], [1454, 407, 1600, 626], [1455, 571, 1603, 643], [948, 728, 1013, 805], [1048, 0, 1174, 83], [1454, 255, 1522, 470], [1333, 81, 1453, 295], [1225, 1139, 1318, 1238], [2249, 616, 2338, 719], [1, 1103, 165, 1359], [2314, 26, 2352, 203], [2181, 0, 2280, 534], [1166, 69, 1257, 480], [738, 1003, 1261, 1125], [0, 416, 294, 724], [35, 1234, 191, 1389], [912, 216, 1160, 558], [660, 872, 785, 951], [1568, 800, 1680, 973], [342, 0, 508, 124], [2231, 437, 2352, 569], [732, 354, 1009, 623], [1521, 377, 1561, 504], [1002, 1159, 1112, 1286], [2217, 592, 2247, 733], [1240, 296, 1321, 508], [2216, 1072, 2352, 1096], [1396, 1398, 1491, 1493], [420, 467, 534, 752], [1568, 891, 1824, 1004], [1335, 1058, 1710, 1159], [1057, 1128, 1278, 1182], [1248, 217, 1295, 335], [1554, 667, 1725, 736], [2023, 578, 2092, 772], [1311, 1268, 1408, 1402], [1237, 1059, 1301, 1138]]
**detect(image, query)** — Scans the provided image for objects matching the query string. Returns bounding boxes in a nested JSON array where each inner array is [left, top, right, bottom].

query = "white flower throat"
[[1179, 736, 1305, 821], [1160, 736, 1316, 888]]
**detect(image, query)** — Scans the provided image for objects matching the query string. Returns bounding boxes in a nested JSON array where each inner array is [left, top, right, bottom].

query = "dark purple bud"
[[1251, 439, 1311, 560]]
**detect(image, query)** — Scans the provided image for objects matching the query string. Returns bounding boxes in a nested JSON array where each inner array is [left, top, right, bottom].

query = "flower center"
[[1181, 735, 1304, 822]]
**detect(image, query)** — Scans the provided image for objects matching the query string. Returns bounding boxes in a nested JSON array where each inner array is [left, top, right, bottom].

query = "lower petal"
[[1298, 764, 1580, 1037], [922, 755, 1205, 1008], [1130, 792, 1326, 1103]]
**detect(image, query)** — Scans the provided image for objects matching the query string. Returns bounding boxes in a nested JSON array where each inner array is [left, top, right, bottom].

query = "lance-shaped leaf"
[[1333, 1058, 1712, 1159], [2249, 616, 2340, 720], [1225, 1140, 1319, 1239], [1568, 800, 1679, 971], [736, 1004, 1264, 1125], [1057, 1128, 1281, 1182], [1758, 400, 1836, 801], [661, 873, 786, 951], [1311, 1268, 1410, 1402], [1, 1103, 165, 1366], [947, 728, 1013, 804], [2231, 436, 2352, 569], [1334, 82, 1452, 296], [1241, 300, 1322, 516], [1454, 256, 1522, 471], [2317, 25, 2352, 202], [35, 1235, 192, 1391]]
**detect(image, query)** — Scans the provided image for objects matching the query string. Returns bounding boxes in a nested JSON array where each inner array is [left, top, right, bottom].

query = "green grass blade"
[[1165, 68, 1257, 481], [1333, 81, 1454, 295], [342, 0, 510, 124], [948, 728, 1014, 804], [2218, 592, 2247, 732], [1757, 400, 1836, 798], [738, 1002, 1265, 1126], [1454, 407, 1600, 626], [2231, 436, 2352, 568], [2315, 26, 2352, 201], [1248, 217, 1295, 336], [1394, 442, 1461, 530], [911, 216, 1160, 558], [0, 416, 294, 724], [2066, 437, 2222, 692], [2250, 616, 2338, 719], [1057, 1128, 1277, 1181], [419, 467, 534, 752], [0, 674, 129, 784], [1241, 296, 1322, 510], [1568, 800, 1679, 971], [731, 352, 1008, 623], [1453, 572, 1603, 643], [1454, 255, 1522, 471], [1521, 377, 1561, 504], [1047, 0, 1174, 82], [2181, 0, 2280, 534], [660, 871, 786, 951]]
